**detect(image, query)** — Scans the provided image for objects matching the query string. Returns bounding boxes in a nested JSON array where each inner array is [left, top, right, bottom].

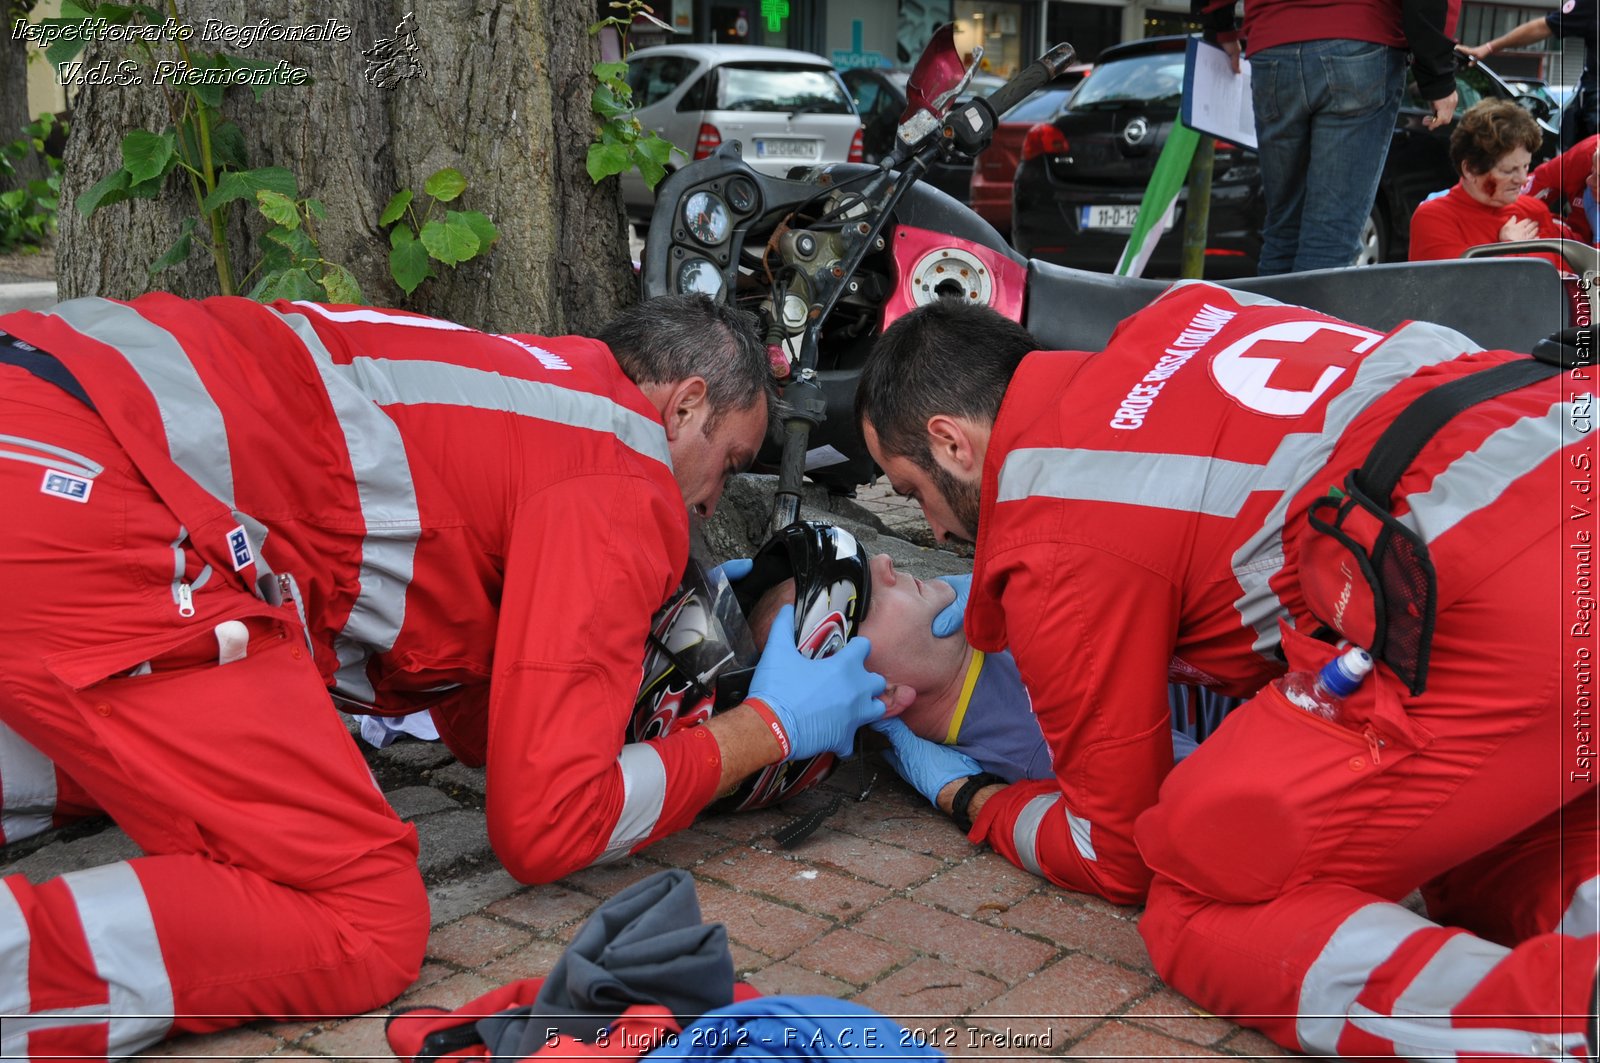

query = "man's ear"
[[926, 414, 982, 476], [880, 682, 918, 717], [661, 377, 710, 442]]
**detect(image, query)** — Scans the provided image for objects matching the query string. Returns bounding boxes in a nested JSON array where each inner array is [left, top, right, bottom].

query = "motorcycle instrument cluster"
[[682, 190, 731, 246], [676, 257, 725, 299]]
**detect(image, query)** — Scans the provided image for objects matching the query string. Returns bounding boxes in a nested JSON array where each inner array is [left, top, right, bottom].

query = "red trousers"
[[1138, 521, 1598, 1058], [0, 370, 427, 1059]]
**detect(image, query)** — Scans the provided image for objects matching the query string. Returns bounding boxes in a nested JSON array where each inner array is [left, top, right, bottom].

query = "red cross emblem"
[[1234, 332, 1369, 392], [1209, 320, 1382, 416]]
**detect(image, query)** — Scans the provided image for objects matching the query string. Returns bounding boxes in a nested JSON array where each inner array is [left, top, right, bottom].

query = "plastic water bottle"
[[1276, 647, 1374, 722]]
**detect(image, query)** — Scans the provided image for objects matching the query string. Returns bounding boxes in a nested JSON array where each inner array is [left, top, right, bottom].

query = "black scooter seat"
[[1025, 257, 1570, 354]]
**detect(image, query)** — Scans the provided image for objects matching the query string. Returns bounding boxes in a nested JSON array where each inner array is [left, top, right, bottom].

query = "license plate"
[[754, 138, 818, 159], [1081, 204, 1153, 230]]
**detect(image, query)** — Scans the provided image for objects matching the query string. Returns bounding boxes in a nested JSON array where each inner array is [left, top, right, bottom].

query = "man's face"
[[862, 421, 982, 544], [668, 399, 766, 518], [858, 553, 958, 686]]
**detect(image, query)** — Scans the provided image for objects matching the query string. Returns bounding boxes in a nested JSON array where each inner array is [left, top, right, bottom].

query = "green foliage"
[[62, 0, 345, 300], [0, 112, 67, 253], [586, 2, 682, 188], [377, 167, 498, 295]]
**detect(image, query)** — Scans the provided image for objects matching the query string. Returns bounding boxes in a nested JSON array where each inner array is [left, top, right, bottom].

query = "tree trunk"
[[1, 2, 46, 191], [55, 0, 636, 334]]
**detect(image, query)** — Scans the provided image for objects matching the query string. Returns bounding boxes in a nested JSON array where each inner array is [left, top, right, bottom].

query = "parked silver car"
[[621, 44, 862, 224]]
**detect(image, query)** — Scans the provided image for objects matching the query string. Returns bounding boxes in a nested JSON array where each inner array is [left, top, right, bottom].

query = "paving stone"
[[141, 1024, 282, 1058], [1219, 1024, 1287, 1059], [388, 784, 458, 820], [485, 883, 602, 931], [850, 956, 1006, 1022], [695, 880, 835, 960], [300, 1011, 393, 1061], [639, 824, 734, 867], [795, 828, 946, 889], [850, 898, 1056, 983], [909, 855, 1041, 920], [1123, 987, 1235, 1046], [428, 867, 522, 926], [415, 808, 497, 877], [1001, 893, 1154, 973], [972, 953, 1156, 1041], [558, 856, 664, 896], [392, 969, 499, 1012], [428, 914, 533, 967], [2, 824, 142, 878], [790, 928, 917, 986], [477, 938, 570, 984], [375, 739, 458, 771], [730, 940, 771, 978], [1066, 1018, 1230, 1059], [431, 760, 488, 797], [696, 847, 884, 915], [834, 803, 983, 862], [745, 960, 854, 999]]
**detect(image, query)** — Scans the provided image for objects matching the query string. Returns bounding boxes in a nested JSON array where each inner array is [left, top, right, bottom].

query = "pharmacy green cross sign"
[[761, 0, 789, 32]]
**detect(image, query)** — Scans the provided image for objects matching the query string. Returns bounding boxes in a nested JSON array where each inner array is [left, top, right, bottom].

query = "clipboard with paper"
[[1180, 36, 1258, 149]]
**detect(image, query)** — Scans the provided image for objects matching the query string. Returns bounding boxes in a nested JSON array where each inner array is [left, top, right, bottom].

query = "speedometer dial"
[[677, 257, 724, 298], [683, 191, 730, 246]]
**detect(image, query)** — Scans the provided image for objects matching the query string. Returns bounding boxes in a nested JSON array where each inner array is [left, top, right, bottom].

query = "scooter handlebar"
[[979, 42, 1077, 121]]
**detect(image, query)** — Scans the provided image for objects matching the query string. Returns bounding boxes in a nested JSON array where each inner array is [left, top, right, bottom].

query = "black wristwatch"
[[950, 773, 1006, 834]]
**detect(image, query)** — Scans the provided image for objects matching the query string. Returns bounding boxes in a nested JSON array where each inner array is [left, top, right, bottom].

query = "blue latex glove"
[[710, 557, 752, 584], [930, 574, 972, 639], [748, 604, 886, 761], [870, 717, 982, 807]]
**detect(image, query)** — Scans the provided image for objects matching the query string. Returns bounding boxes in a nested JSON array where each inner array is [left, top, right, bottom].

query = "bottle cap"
[[1320, 647, 1374, 698]]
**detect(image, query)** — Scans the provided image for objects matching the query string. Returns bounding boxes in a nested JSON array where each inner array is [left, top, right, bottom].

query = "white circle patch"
[[1208, 319, 1382, 416]]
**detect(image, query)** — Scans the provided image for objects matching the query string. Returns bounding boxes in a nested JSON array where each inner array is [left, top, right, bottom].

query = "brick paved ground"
[[1, 481, 1282, 1062]]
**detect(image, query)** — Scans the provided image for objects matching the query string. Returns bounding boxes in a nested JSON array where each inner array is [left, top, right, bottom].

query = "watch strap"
[[950, 772, 1006, 834]]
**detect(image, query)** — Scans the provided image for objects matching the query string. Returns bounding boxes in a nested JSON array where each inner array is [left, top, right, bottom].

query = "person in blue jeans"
[[1197, 0, 1460, 273]]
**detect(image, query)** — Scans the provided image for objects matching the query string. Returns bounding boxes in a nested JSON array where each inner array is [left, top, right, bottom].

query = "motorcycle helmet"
[[628, 520, 872, 812]]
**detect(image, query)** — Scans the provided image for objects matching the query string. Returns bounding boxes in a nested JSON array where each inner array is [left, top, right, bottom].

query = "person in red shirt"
[[1528, 132, 1600, 244], [856, 287, 1594, 1058], [1410, 98, 1574, 265], [0, 293, 885, 1060]]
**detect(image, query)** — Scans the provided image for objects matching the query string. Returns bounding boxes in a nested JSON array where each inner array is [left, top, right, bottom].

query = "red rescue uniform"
[[963, 282, 1596, 1055], [0, 295, 719, 1058]]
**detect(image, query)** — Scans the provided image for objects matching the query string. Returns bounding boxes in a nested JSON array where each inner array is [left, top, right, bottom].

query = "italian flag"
[[1115, 118, 1200, 278]]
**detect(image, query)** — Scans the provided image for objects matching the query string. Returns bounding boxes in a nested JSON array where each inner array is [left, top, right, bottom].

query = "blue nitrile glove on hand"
[[871, 717, 982, 806], [930, 574, 972, 638], [747, 604, 886, 761], [710, 557, 752, 584]]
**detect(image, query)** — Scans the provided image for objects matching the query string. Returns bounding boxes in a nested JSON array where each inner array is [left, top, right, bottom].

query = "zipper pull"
[[1364, 725, 1384, 766], [177, 583, 195, 618]]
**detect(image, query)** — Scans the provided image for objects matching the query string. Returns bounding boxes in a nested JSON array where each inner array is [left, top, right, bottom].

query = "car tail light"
[[1020, 123, 1069, 162], [1213, 140, 1238, 152], [693, 124, 723, 160], [848, 127, 864, 163]]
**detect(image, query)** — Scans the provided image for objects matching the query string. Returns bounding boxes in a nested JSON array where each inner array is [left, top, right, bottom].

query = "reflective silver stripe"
[[43, 299, 275, 583], [1228, 321, 1481, 662], [1344, 932, 1583, 1058], [271, 312, 423, 703], [1158, 279, 1290, 310], [333, 356, 672, 468], [292, 301, 473, 331], [1012, 793, 1060, 876], [0, 433, 102, 478], [60, 862, 173, 1056], [1557, 876, 1600, 938], [1297, 902, 1425, 1054], [601, 744, 668, 862], [1401, 400, 1570, 546], [0, 719, 56, 845], [0, 882, 29, 1017], [997, 448, 1271, 517]]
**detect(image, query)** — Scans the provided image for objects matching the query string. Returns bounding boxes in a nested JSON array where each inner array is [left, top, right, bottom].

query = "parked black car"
[[1011, 36, 1559, 277], [842, 67, 1005, 202]]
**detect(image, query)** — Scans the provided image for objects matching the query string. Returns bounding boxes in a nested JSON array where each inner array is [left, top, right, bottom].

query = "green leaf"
[[450, 210, 498, 254], [305, 198, 327, 220], [389, 224, 416, 250], [379, 189, 413, 227], [636, 133, 675, 167], [250, 267, 321, 303], [423, 168, 468, 203], [149, 218, 196, 275], [319, 263, 363, 305], [200, 167, 298, 213], [256, 190, 300, 229], [121, 130, 174, 185], [209, 122, 249, 171], [419, 218, 479, 266], [592, 61, 629, 83], [389, 229, 431, 294], [184, 54, 231, 108], [639, 156, 668, 189], [264, 225, 316, 260], [77, 168, 131, 216], [586, 142, 631, 183], [591, 83, 632, 121]]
